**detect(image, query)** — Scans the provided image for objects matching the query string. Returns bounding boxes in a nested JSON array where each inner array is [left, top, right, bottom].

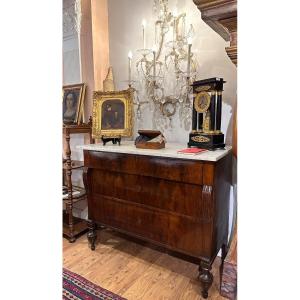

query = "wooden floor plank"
[[102, 247, 162, 295], [63, 229, 227, 300], [126, 255, 191, 300]]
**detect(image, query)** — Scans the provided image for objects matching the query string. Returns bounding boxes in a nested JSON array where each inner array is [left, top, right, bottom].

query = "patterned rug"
[[63, 268, 127, 300]]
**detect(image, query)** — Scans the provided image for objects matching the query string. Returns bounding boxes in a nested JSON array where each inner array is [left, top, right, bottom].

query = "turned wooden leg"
[[198, 264, 203, 277], [199, 260, 213, 299], [87, 220, 97, 250]]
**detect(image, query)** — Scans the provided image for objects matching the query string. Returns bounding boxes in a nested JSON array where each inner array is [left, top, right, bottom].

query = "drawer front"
[[84, 150, 203, 185], [91, 169, 202, 218], [91, 195, 212, 257]]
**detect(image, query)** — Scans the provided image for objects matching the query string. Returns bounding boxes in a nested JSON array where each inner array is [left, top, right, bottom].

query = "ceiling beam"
[[193, 0, 237, 66]]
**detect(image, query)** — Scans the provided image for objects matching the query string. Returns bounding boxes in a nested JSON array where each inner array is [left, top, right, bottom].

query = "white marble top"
[[77, 141, 231, 162]]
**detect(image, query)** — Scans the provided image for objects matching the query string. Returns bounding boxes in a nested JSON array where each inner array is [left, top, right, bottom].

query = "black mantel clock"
[[188, 77, 226, 150]]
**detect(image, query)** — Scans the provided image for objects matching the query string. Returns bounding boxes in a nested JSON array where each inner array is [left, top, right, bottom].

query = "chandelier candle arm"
[[142, 19, 146, 49], [173, 8, 178, 42], [173, 18, 176, 42], [187, 37, 192, 78], [153, 50, 156, 79], [128, 51, 133, 84]]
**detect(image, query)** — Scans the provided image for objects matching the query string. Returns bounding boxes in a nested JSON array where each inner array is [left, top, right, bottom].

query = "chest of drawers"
[[82, 143, 232, 298]]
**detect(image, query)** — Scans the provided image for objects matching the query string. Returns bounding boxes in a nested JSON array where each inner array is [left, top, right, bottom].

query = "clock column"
[[216, 91, 222, 131], [210, 91, 216, 131]]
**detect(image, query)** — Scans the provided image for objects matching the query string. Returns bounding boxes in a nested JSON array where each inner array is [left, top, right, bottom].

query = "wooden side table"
[[63, 121, 94, 242]]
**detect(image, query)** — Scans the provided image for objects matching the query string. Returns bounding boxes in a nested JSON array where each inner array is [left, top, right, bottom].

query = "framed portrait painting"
[[62, 83, 86, 125], [92, 89, 134, 138]]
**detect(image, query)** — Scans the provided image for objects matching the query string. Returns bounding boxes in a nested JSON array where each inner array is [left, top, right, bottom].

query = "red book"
[[177, 148, 207, 155]]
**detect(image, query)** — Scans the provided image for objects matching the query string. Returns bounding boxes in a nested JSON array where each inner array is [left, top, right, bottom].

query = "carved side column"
[[199, 184, 214, 298]]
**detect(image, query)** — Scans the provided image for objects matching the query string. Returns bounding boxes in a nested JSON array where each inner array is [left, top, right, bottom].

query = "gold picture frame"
[[62, 83, 86, 125], [92, 88, 134, 138]]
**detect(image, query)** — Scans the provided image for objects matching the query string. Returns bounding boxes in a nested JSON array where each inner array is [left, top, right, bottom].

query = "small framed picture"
[[92, 89, 134, 138], [62, 83, 86, 124]]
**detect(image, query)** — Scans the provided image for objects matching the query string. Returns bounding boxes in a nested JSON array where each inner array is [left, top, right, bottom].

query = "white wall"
[[107, 0, 237, 145]]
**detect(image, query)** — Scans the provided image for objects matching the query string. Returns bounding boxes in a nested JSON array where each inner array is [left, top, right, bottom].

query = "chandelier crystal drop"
[[132, 0, 198, 131]]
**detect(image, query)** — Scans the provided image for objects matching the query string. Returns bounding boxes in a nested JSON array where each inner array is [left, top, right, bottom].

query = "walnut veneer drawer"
[[91, 195, 211, 258], [91, 169, 202, 218], [84, 150, 203, 185]]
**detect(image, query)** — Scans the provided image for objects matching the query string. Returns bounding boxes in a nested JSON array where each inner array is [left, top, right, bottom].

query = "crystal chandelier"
[[129, 0, 198, 131]]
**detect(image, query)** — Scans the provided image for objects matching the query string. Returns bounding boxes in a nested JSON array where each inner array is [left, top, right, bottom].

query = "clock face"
[[194, 92, 210, 113]]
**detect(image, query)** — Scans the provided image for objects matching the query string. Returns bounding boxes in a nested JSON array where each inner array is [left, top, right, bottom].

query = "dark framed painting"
[[92, 89, 134, 138], [62, 83, 86, 125]]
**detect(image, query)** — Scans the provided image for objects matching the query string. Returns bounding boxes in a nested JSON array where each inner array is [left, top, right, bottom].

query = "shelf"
[[63, 160, 84, 170], [62, 185, 86, 202], [63, 123, 91, 129], [63, 123, 92, 135], [63, 211, 88, 240]]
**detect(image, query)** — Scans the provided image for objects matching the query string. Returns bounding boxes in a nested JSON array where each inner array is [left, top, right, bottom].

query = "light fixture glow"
[[152, 45, 158, 53], [173, 7, 178, 17]]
